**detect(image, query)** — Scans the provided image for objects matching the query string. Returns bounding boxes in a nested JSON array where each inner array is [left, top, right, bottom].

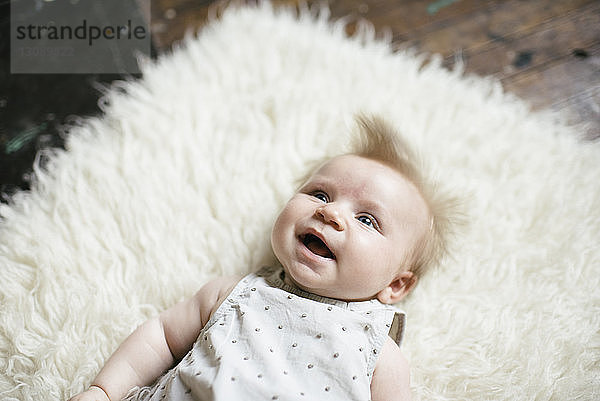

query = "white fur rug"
[[1, 3, 599, 400]]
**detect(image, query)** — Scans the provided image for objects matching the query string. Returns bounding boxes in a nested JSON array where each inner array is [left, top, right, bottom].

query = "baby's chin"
[[281, 264, 318, 289], [282, 264, 333, 295], [282, 268, 372, 302]]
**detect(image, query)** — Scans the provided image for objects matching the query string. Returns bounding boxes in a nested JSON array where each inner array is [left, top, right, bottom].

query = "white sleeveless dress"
[[123, 266, 406, 401]]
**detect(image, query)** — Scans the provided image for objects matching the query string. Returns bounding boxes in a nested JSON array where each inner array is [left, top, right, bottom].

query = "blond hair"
[[351, 114, 461, 279]]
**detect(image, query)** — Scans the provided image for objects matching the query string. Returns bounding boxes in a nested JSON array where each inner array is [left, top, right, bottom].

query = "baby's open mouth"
[[300, 233, 335, 260]]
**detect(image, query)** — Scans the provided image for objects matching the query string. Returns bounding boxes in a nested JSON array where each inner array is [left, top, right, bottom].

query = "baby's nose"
[[315, 205, 344, 231]]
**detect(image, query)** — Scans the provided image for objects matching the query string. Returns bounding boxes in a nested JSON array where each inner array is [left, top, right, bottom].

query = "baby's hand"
[[68, 386, 110, 401]]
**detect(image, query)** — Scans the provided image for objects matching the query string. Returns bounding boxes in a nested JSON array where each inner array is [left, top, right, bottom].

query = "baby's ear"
[[377, 271, 417, 304]]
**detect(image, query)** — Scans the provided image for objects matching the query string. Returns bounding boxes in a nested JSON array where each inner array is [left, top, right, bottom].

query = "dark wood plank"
[[328, 0, 493, 38], [150, 0, 212, 49], [451, 3, 599, 77], [395, 0, 595, 54], [502, 43, 600, 139]]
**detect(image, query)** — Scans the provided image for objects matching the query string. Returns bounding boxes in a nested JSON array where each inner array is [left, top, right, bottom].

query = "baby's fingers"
[[68, 386, 110, 401]]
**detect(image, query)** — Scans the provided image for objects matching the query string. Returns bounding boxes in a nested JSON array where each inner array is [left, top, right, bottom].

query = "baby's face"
[[271, 155, 429, 302]]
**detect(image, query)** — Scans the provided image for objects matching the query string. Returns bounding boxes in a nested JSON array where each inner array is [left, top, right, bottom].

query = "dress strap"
[[389, 311, 406, 346]]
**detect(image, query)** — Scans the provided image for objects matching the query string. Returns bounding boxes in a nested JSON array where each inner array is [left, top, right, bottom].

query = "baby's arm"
[[68, 276, 241, 401], [370, 336, 412, 401]]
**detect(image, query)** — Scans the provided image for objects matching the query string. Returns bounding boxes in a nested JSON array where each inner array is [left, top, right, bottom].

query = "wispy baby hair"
[[351, 114, 461, 280]]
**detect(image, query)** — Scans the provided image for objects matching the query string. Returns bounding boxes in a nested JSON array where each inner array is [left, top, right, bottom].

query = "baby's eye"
[[356, 214, 379, 229], [312, 191, 329, 203]]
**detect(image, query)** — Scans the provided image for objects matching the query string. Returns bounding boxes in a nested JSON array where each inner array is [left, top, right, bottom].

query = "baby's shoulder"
[[371, 337, 411, 400], [194, 275, 243, 325], [198, 275, 243, 298]]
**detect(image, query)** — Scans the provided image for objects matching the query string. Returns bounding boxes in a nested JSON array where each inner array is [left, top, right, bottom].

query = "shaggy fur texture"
[[1, 3, 599, 400]]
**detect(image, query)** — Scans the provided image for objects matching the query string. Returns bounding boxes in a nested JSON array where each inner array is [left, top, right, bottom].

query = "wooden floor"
[[149, 0, 600, 139]]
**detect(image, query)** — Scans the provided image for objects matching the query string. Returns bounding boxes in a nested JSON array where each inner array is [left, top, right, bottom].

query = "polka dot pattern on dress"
[[124, 266, 406, 401]]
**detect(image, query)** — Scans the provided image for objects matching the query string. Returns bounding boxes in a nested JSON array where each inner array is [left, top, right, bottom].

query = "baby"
[[69, 115, 456, 401]]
